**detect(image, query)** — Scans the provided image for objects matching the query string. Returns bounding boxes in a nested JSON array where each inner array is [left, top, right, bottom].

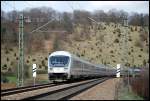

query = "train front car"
[[48, 51, 71, 80]]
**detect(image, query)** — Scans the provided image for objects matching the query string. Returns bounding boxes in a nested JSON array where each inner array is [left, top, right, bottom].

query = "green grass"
[[36, 80, 50, 84], [118, 86, 144, 100], [6, 76, 17, 83]]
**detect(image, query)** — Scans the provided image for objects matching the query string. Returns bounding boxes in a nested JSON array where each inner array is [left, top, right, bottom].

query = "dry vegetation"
[[1, 8, 149, 83]]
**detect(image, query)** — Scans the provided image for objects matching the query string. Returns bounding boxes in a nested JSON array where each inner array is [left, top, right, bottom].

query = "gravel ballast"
[[70, 78, 120, 100]]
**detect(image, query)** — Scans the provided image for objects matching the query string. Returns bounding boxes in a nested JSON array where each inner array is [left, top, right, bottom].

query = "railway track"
[[1, 77, 109, 100], [1, 83, 57, 96], [24, 77, 108, 100]]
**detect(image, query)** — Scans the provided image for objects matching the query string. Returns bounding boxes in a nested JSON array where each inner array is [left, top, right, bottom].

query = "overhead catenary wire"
[[30, 18, 55, 33]]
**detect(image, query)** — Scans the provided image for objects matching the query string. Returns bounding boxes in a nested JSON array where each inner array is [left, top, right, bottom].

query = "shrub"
[[45, 57, 48, 60], [41, 60, 45, 66], [26, 60, 29, 63], [99, 49, 102, 52], [131, 49, 134, 52], [81, 54, 84, 57], [6, 57, 9, 62], [10, 61, 13, 66], [131, 27, 134, 32], [39, 65, 42, 69], [4, 64, 7, 67], [9, 48, 13, 51], [138, 55, 142, 57], [128, 52, 131, 55], [116, 28, 121, 33], [140, 49, 143, 51], [118, 34, 121, 37], [2, 64, 7, 70], [32, 59, 36, 61], [129, 38, 132, 41], [135, 27, 137, 31], [113, 60, 116, 63], [110, 50, 113, 53], [14, 53, 16, 57], [111, 55, 114, 57], [114, 39, 119, 43], [5, 50, 9, 54], [8, 68, 12, 72]]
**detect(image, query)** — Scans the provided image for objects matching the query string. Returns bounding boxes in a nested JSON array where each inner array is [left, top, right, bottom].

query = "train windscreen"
[[50, 56, 69, 67]]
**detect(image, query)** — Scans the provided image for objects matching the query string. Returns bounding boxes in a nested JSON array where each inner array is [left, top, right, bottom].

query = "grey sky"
[[1, 1, 149, 14]]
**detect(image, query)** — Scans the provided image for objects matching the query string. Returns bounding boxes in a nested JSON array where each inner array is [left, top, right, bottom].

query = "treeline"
[[1, 7, 149, 48], [1, 7, 149, 26]]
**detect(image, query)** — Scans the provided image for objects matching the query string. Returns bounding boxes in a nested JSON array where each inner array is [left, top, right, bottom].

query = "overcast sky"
[[1, 1, 149, 14]]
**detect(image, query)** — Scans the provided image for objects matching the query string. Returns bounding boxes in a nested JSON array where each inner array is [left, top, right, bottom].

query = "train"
[[48, 51, 116, 80]]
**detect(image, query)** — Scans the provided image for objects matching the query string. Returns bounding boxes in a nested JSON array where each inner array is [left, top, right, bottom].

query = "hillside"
[[1, 22, 149, 80], [62, 22, 149, 67]]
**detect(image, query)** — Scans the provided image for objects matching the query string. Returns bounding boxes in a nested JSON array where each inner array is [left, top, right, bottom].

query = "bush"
[[14, 53, 16, 57], [8, 68, 12, 72], [118, 34, 121, 37], [32, 59, 36, 61], [131, 27, 134, 32], [45, 57, 48, 60], [140, 49, 143, 51], [26, 60, 29, 63], [129, 38, 132, 41], [9, 48, 13, 51], [131, 49, 134, 52], [113, 60, 116, 63], [114, 39, 119, 43], [10, 61, 13, 66], [39, 65, 42, 69], [110, 50, 113, 53], [128, 52, 131, 55], [116, 28, 121, 33], [5, 50, 9, 54], [6, 57, 9, 61], [111, 55, 114, 57], [41, 60, 45, 66], [138, 55, 142, 57]]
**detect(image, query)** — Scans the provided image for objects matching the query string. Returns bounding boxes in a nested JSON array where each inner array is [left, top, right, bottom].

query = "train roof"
[[49, 51, 71, 57]]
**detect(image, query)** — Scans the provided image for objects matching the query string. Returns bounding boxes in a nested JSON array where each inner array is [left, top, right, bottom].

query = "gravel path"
[[70, 78, 120, 100]]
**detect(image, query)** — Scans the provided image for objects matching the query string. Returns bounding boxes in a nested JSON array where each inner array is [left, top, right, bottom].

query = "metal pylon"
[[17, 14, 24, 87]]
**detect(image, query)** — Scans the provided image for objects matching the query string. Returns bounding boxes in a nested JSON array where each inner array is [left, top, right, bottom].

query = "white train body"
[[48, 51, 116, 80]]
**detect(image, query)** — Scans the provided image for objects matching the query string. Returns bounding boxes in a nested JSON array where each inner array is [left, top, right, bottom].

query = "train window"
[[50, 56, 69, 67]]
